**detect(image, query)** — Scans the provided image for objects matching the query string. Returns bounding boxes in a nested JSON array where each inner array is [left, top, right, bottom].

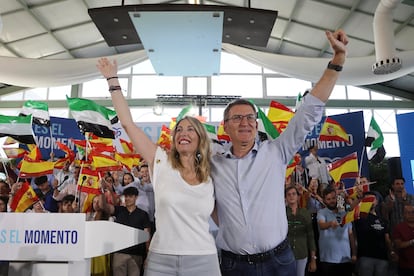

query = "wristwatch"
[[327, 61, 343, 72], [311, 256, 317, 260]]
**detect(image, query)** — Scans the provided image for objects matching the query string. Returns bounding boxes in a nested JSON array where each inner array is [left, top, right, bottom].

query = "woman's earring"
[[175, 152, 180, 159], [196, 151, 202, 163]]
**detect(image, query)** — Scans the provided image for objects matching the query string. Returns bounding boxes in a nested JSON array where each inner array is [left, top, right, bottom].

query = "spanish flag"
[[157, 125, 172, 150], [341, 194, 375, 225], [217, 121, 231, 142], [77, 168, 101, 213], [319, 117, 349, 143], [285, 158, 298, 179], [120, 138, 135, 154], [115, 152, 141, 171], [267, 101, 294, 134], [90, 153, 121, 172], [19, 157, 55, 178], [328, 152, 359, 183], [10, 182, 39, 212], [26, 145, 43, 161]]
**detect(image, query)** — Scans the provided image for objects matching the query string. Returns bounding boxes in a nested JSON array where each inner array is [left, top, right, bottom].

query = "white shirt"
[[149, 148, 217, 255]]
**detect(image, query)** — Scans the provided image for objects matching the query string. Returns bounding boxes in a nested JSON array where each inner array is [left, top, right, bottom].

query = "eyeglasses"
[[225, 114, 257, 123]]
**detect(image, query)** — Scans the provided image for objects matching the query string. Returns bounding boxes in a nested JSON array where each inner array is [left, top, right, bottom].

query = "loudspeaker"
[[387, 157, 403, 181]]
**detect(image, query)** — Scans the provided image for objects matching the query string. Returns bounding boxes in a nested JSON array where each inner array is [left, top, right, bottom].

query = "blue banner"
[[298, 111, 368, 188], [396, 112, 414, 194]]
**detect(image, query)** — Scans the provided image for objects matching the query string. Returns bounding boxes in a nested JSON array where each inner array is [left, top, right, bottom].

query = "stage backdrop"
[[396, 112, 414, 195], [298, 111, 368, 188]]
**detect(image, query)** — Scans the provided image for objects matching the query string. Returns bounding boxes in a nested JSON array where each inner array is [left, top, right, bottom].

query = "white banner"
[[0, 213, 85, 261]]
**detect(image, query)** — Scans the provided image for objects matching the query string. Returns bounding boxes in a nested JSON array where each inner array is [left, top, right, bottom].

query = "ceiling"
[[0, 0, 413, 99]]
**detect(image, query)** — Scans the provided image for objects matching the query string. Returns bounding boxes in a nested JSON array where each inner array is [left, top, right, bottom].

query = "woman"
[[87, 195, 112, 276], [286, 186, 317, 276], [97, 58, 220, 276]]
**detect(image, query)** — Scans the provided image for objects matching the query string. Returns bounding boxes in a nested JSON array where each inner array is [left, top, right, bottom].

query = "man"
[[383, 177, 414, 233], [33, 175, 58, 212], [211, 29, 348, 275], [317, 187, 356, 276], [392, 204, 414, 276], [305, 143, 332, 188], [354, 191, 393, 276], [102, 186, 151, 276], [135, 164, 155, 224]]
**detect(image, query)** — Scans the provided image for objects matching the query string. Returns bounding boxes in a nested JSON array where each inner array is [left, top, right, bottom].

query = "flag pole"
[[49, 125, 54, 156], [359, 147, 366, 176], [0, 159, 11, 188]]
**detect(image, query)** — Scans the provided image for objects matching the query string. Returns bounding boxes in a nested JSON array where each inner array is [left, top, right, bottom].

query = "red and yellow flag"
[[90, 153, 121, 172], [285, 159, 297, 179], [115, 152, 141, 171], [157, 125, 172, 150], [77, 168, 101, 213], [56, 141, 75, 162], [319, 117, 349, 143], [26, 145, 42, 161], [328, 152, 359, 183], [10, 182, 39, 212], [341, 195, 375, 225], [346, 184, 369, 200], [19, 157, 55, 178], [217, 121, 231, 142], [267, 101, 295, 134], [120, 138, 135, 154]]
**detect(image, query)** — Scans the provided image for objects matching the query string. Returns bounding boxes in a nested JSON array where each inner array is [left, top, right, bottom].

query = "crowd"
[[1, 28, 413, 276]]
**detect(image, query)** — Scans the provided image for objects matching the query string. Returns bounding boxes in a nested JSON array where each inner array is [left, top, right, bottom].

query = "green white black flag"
[[365, 116, 386, 164]]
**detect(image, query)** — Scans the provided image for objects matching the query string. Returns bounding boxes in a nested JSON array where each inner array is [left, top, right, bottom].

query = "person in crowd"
[[87, 194, 112, 276], [97, 57, 221, 276], [291, 153, 310, 188], [383, 177, 414, 233], [285, 186, 317, 276], [354, 191, 393, 276], [0, 195, 10, 275], [299, 176, 324, 271], [33, 175, 58, 212], [53, 163, 81, 202], [0, 179, 11, 197], [101, 186, 151, 276], [60, 194, 76, 213], [305, 143, 332, 189], [101, 172, 119, 206], [113, 172, 139, 195], [136, 164, 155, 223], [210, 29, 348, 276], [317, 187, 356, 276], [392, 204, 414, 276]]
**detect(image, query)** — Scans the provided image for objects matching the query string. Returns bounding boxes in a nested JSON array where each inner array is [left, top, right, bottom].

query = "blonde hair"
[[168, 116, 211, 183]]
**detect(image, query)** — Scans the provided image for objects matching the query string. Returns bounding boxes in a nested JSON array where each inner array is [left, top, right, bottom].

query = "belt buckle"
[[247, 255, 255, 265]]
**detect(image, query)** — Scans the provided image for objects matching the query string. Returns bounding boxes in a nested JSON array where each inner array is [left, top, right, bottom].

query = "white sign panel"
[[0, 213, 85, 261]]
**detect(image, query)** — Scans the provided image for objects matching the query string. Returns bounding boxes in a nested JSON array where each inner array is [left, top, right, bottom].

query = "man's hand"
[[326, 29, 348, 57]]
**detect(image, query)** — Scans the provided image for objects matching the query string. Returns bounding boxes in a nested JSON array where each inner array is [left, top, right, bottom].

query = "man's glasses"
[[225, 114, 257, 123]]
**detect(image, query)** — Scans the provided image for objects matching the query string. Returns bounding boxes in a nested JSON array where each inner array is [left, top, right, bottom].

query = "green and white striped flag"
[[20, 100, 50, 126], [176, 105, 196, 123], [0, 114, 36, 144], [365, 116, 386, 164], [67, 97, 118, 139], [203, 123, 217, 141], [257, 107, 280, 140]]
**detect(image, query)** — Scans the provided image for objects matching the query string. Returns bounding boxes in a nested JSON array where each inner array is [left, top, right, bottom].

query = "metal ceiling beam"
[[361, 84, 414, 101], [0, 98, 413, 109]]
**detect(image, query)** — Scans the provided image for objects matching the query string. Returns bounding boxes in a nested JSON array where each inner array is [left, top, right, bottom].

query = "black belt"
[[221, 238, 289, 264]]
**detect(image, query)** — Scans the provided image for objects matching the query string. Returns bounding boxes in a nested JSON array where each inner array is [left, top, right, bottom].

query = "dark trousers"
[[319, 262, 353, 276]]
